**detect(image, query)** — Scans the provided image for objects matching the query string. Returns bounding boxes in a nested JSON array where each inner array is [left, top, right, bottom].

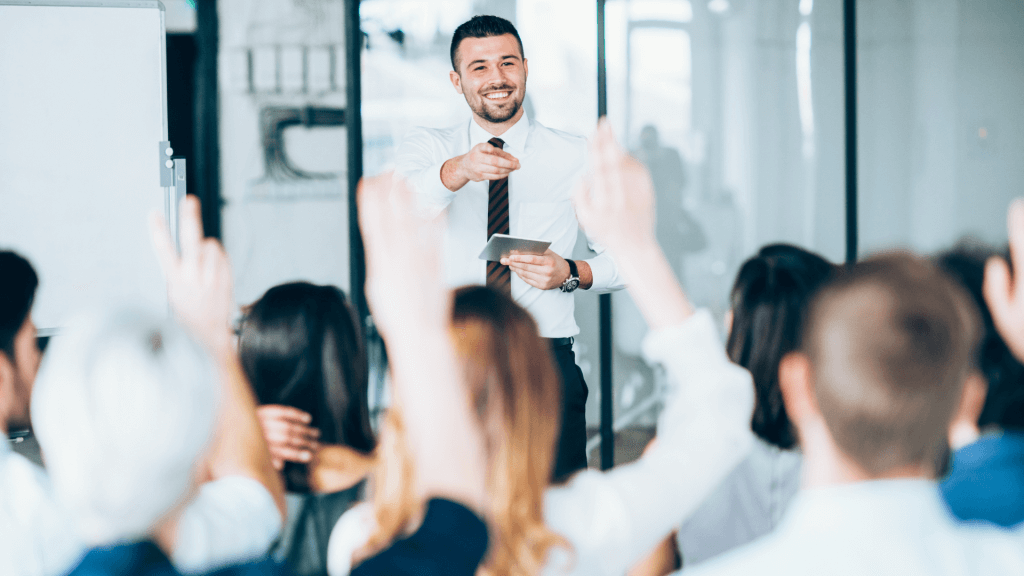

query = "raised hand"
[[573, 119, 657, 252], [984, 199, 1024, 362], [358, 172, 451, 344], [572, 119, 692, 330], [149, 195, 234, 353]]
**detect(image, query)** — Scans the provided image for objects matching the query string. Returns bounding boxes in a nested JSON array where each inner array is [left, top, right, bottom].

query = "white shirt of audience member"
[[395, 113, 625, 338], [326, 309, 757, 576], [0, 436, 280, 576], [680, 479, 1024, 576]]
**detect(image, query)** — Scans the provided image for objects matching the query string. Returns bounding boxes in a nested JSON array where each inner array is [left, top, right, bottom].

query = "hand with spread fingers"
[[984, 199, 1024, 362], [256, 405, 320, 470], [502, 249, 572, 291]]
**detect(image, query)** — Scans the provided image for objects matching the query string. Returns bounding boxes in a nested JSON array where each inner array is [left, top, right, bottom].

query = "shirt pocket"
[[517, 200, 575, 243]]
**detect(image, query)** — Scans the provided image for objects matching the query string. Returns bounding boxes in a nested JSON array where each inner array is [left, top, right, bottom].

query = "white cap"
[[31, 309, 220, 545]]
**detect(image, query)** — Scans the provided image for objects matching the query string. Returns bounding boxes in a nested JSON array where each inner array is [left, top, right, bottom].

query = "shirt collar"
[[468, 111, 531, 156], [782, 479, 947, 532]]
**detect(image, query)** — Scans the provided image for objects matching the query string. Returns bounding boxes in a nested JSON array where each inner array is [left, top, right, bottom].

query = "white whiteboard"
[[0, 2, 169, 330]]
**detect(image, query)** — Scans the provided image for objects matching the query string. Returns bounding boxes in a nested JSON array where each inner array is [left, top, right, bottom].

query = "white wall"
[[218, 0, 351, 308]]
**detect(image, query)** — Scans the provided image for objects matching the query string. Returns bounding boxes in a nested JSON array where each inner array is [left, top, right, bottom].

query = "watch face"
[[564, 278, 580, 292]]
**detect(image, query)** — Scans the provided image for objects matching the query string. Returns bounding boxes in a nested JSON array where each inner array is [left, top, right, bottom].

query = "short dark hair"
[[0, 251, 39, 361], [450, 15, 524, 71], [727, 244, 836, 450], [936, 241, 1024, 431], [239, 282, 376, 493], [803, 252, 981, 476]]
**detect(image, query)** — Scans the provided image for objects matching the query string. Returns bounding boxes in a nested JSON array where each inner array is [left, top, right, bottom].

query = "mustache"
[[479, 84, 516, 94]]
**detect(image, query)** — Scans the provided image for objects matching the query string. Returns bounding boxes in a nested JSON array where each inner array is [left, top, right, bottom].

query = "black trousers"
[[549, 341, 589, 480]]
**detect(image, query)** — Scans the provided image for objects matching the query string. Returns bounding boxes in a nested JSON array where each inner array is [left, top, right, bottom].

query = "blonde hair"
[[362, 286, 569, 575]]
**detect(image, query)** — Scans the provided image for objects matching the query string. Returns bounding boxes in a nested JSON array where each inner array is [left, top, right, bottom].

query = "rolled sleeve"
[[543, 309, 755, 576], [172, 476, 282, 574], [395, 128, 456, 219]]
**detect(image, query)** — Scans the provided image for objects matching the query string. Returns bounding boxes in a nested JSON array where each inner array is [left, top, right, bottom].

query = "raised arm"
[[347, 174, 489, 576], [541, 121, 754, 576], [149, 197, 286, 570]]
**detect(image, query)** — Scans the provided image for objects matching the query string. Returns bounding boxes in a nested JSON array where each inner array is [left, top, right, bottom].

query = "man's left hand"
[[502, 249, 571, 290]]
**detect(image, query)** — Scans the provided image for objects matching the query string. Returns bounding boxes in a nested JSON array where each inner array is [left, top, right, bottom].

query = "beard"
[[468, 84, 524, 124]]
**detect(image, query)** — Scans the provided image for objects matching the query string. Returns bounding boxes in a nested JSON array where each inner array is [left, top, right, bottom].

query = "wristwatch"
[[560, 259, 581, 293]]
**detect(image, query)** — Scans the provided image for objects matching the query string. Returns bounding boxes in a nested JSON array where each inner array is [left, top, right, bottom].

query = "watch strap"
[[565, 259, 579, 280]]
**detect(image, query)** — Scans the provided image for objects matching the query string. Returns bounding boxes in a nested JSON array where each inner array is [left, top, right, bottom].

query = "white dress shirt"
[[676, 438, 802, 566], [0, 438, 81, 576], [325, 310, 756, 576], [395, 113, 624, 338], [0, 436, 281, 576], [683, 479, 1024, 576]]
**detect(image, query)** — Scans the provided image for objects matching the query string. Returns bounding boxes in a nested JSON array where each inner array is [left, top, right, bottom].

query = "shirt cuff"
[[411, 160, 457, 219], [583, 252, 624, 293]]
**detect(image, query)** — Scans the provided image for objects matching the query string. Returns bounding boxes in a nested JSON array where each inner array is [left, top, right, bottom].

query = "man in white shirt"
[[396, 14, 624, 478], [0, 227, 284, 575], [681, 250, 1024, 576]]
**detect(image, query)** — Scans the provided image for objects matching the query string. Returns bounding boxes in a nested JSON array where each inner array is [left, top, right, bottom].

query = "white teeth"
[[485, 92, 510, 100]]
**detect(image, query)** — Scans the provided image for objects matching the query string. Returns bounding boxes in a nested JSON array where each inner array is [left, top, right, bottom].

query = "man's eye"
[[474, 66, 485, 71]]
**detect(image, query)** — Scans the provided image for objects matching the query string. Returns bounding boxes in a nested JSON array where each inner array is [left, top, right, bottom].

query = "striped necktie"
[[486, 137, 511, 294]]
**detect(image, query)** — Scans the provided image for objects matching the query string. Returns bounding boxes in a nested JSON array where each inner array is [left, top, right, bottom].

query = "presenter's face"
[[451, 34, 528, 125]]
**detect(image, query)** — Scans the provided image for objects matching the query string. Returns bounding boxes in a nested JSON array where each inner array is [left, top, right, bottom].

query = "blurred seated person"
[[682, 249, 1024, 576], [327, 285, 568, 576], [241, 282, 376, 575], [630, 244, 836, 575], [0, 230, 285, 575], [939, 242, 1024, 527]]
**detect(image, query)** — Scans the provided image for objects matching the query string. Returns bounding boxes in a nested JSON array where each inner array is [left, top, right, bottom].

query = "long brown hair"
[[362, 286, 568, 576]]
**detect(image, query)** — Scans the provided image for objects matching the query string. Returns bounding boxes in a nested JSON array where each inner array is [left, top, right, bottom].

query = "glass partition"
[[857, 0, 1024, 255], [602, 0, 846, 464]]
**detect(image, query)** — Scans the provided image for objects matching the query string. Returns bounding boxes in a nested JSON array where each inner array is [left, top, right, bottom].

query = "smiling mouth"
[[484, 91, 512, 101]]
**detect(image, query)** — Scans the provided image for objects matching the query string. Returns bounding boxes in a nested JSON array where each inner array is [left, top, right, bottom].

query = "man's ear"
[[450, 70, 464, 95], [523, 57, 528, 78], [950, 371, 987, 450], [779, 352, 817, 431]]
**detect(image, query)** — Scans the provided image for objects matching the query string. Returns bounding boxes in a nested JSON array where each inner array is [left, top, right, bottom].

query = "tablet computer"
[[478, 233, 551, 262]]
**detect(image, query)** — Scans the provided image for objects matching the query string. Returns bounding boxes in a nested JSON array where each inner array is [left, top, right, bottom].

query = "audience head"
[[367, 286, 565, 576], [781, 253, 981, 479], [31, 309, 218, 545], [936, 242, 1024, 434], [239, 282, 375, 492], [0, 250, 40, 433], [727, 244, 836, 450]]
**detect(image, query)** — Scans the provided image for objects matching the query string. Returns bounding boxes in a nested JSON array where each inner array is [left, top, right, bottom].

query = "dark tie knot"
[[488, 137, 505, 150]]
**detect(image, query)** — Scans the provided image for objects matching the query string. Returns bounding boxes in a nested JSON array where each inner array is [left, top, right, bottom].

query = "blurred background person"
[[242, 282, 377, 575], [630, 244, 837, 575]]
